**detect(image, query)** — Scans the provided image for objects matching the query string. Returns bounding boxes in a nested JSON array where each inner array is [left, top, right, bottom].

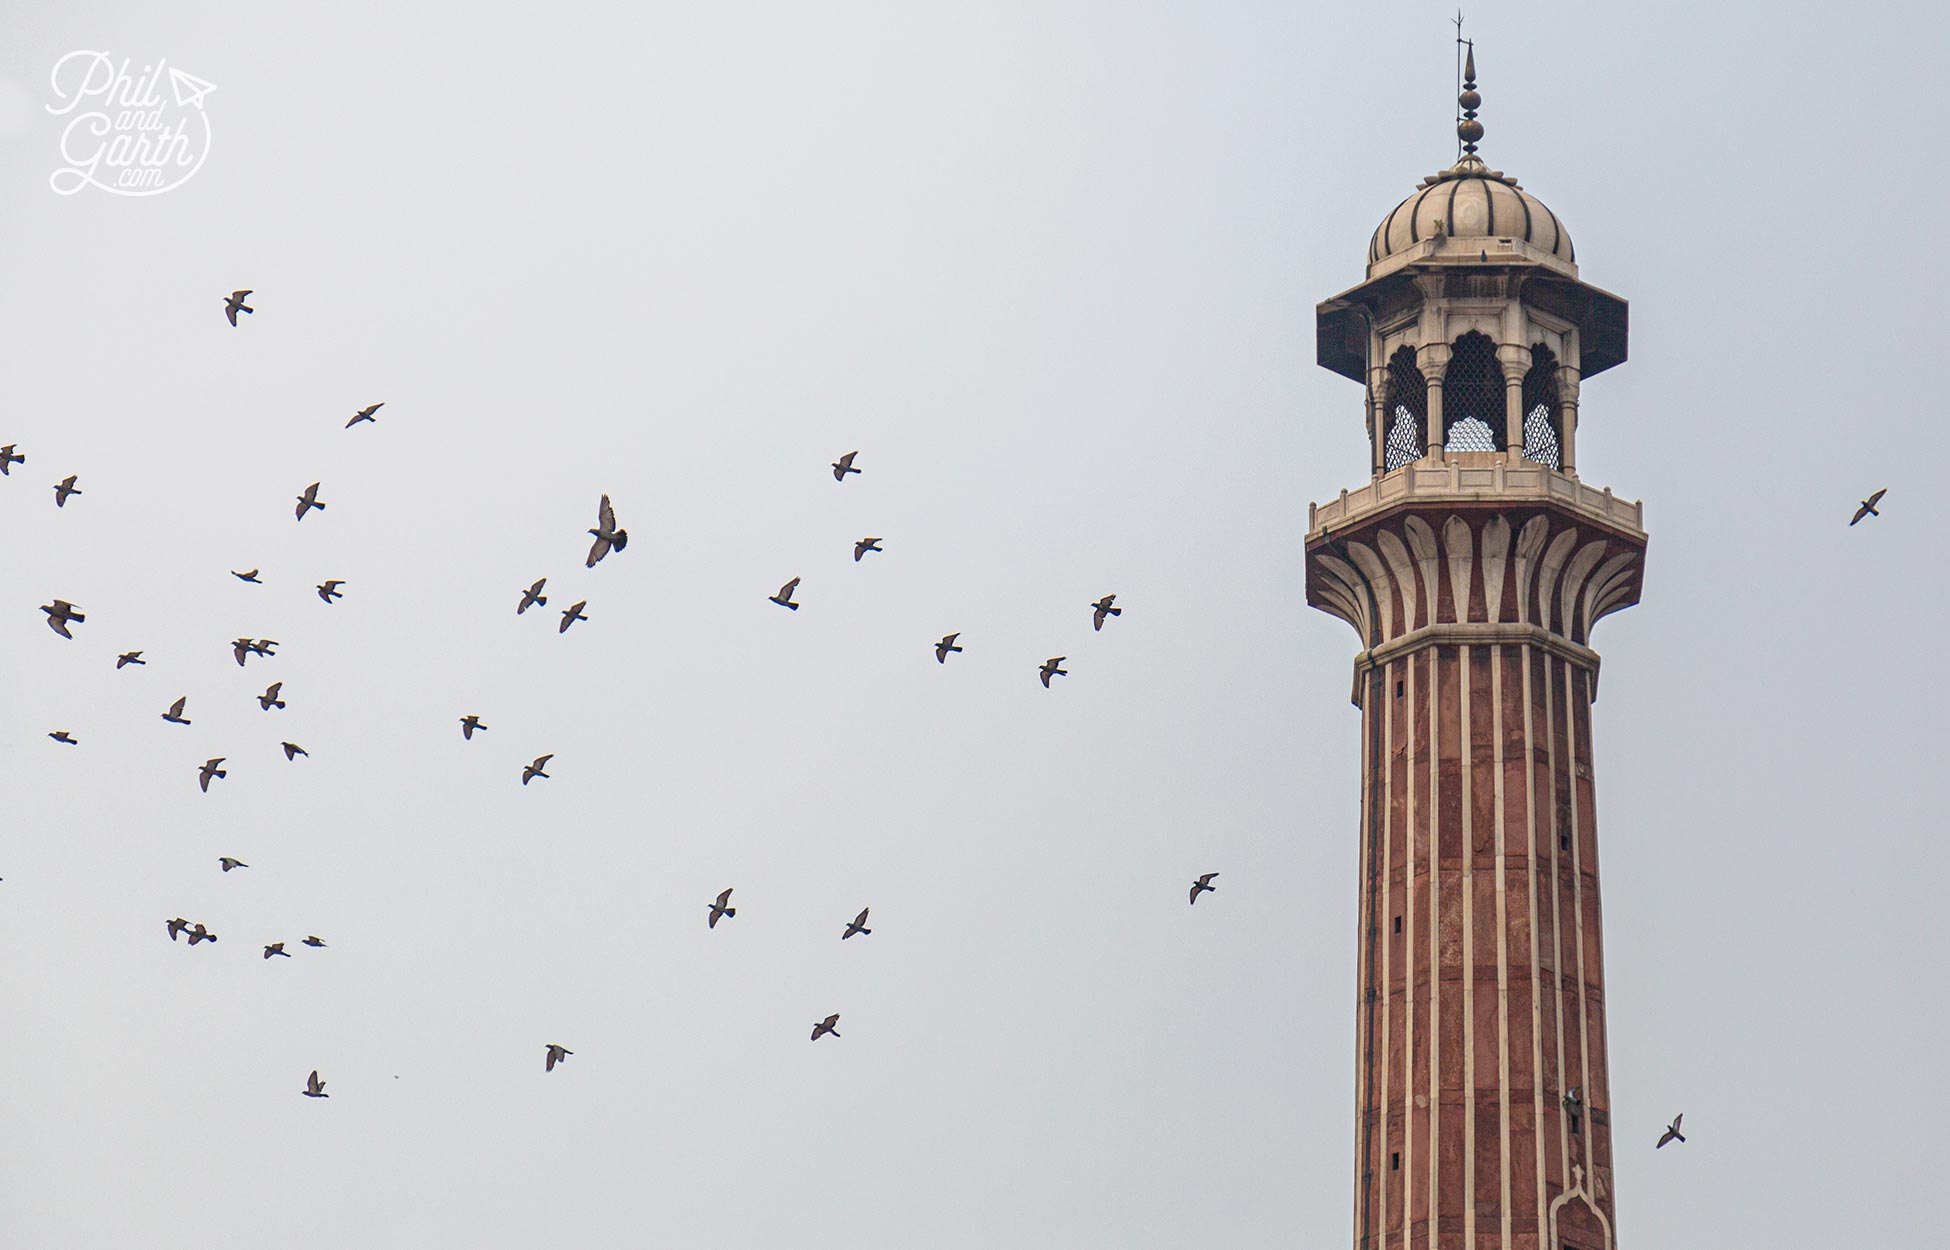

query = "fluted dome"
[[1368, 155, 1572, 271]]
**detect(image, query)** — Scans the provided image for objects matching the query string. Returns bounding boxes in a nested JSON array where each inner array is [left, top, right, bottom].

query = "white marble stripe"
[[1493, 644, 1514, 1250], [1461, 642, 1475, 1249], [1378, 660, 1394, 1248], [1402, 646, 1417, 1246], [1425, 646, 1442, 1246], [1565, 668, 1597, 1232], [1544, 653, 1571, 1209], [1523, 643, 1548, 1250]]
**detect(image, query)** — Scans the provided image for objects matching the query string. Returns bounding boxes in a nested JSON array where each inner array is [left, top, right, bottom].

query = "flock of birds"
[[2, 289, 1217, 1102], [5, 290, 1896, 1130]]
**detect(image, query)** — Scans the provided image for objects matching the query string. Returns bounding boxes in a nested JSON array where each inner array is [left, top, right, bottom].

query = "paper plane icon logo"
[[168, 67, 217, 110]]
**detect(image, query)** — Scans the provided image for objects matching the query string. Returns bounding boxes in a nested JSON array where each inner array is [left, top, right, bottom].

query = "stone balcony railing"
[[1306, 454, 1644, 540]]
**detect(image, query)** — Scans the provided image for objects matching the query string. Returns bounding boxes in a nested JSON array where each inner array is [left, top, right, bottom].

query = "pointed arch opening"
[[1442, 331, 1504, 452], [1522, 344, 1562, 469], [1382, 346, 1426, 472]]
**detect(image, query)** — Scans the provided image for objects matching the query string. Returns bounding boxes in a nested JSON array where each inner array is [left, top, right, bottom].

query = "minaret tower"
[[1305, 48, 1646, 1250]]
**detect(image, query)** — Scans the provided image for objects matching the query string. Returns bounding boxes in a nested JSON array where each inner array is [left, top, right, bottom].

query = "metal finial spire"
[[1457, 40, 1483, 156]]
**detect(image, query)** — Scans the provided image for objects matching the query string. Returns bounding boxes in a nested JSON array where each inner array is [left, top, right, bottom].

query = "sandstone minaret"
[[1305, 49, 1646, 1250]]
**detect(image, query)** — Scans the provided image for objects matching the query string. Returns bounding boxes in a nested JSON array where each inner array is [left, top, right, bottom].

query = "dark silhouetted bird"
[[116, 650, 144, 668], [517, 578, 548, 614], [707, 888, 736, 929], [302, 935, 326, 948], [187, 922, 217, 945], [346, 403, 383, 428], [232, 569, 261, 583], [545, 1043, 573, 1072], [258, 682, 286, 711], [1091, 595, 1122, 631], [559, 601, 588, 633], [0, 444, 22, 474], [161, 696, 191, 725], [219, 857, 247, 873], [853, 537, 883, 562], [48, 731, 76, 745], [264, 942, 290, 959], [811, 1014, 841, 1041], [522, 754, 553, 785], [460, 715, 486, 740], [1190, 872, 1218, 905], [41, 600, 84, 638], [1850, 488, 1887, 526], [935, 633, 963, 663], [166, 917, 191, 941], [586, 494, 628, 567], [232, 638, 254, 666], [1039, 656, 1068, 688], [250, 639, 278, 658], [842, 909, 871, 940], [1657, 1114, 1685, 1148], [769, 577, 801, 610], [223, 290, 253, 326], [1562, 1086, 1583, 1113], [316, 580, 345, 603], [198, 758, 227, 792], [281, 741, 308, 760], [295, 482, 324, 520], [302, 1069, 328, 1098], [53, 475, 81, 506], [831, 451, 860, 481]]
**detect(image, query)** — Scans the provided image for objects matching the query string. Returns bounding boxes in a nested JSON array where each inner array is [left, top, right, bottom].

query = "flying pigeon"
[[223, 290, 253, 326], [1562, 1086, 1583, 1112], [316, 580, 345, 603], [219, 857, 248, 872], [186, 922, 217, 945], [47, 731, 76, 745], [842, 908, 872, 940], [198, 758, 227, 792], [302, 936, 326, 948], [53, 475, 81, 506], [294, 482, 324, 520], [1656, 1114, 1685, 1149], [258, 682, 286, 711], [250, 639, 279, 657], [769, 577, 801, 610], [232, 638, 254, 666], [559, 601, 588, 633], [707, 888, 735, 929], [517, 579, 548, 614], [831, 451, 860, 482], [0, 444, 23, 474], [116, 650, 145, 668], [853, 537, 883, 562], [1850, 488, 1887, 526], [1189, 872, 1218, 905], [264, 942, 290, 959], [460, 715, 486, 740], [302, 1070, 328, 1098], [1091, 595, 1122, 631], [545, 1043, 573, 1073], [161, 696, 192, 725], [346, 403, 383, 428], [811, 1014, 841, 1041], [281, 742, 308, 760], [166, 917, 191, 941], [41, 600, 84, 638], [521, 754, 553, 785], [1038, 656, 1068, 688], [232, 569, 261, 583], [586, 494, 628, 567], [934, 633, 963, 663]]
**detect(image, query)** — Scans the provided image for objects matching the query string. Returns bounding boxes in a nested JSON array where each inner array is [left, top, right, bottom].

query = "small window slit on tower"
[[1391, 1152, 1401, 1171], [1393, 915, 1402, 935]]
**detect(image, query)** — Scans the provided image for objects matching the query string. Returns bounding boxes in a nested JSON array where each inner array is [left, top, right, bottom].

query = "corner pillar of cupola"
[[1414, 340, 1451, 462], [1556, 362, 1582, 476], [1495, 341, 1531, 459], [1365, 360, 1389, 478]]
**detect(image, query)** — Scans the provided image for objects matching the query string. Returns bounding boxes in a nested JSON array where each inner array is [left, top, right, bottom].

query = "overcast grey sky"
[[2, 2, 1946, 1247]]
